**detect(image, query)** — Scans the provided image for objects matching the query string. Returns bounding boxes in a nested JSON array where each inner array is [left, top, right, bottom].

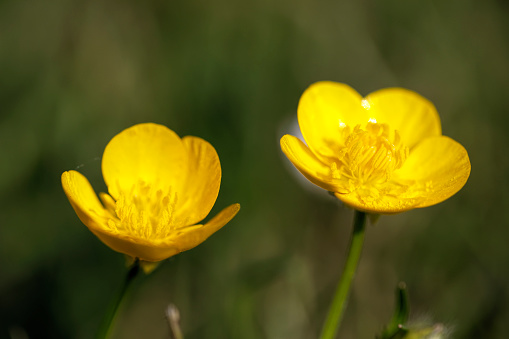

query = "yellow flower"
[[62, 123, 240, 262], [280, 81, 470, 214]]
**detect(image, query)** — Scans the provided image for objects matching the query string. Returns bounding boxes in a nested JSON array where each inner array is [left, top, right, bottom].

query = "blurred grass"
[[1, 0, 508, 338]]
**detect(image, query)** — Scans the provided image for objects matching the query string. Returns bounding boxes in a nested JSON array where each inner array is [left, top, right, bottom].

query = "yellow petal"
[[62, 170, 172, 261], [395, 136, 471, 208], [280, 134, 340, 192], [334, 137, 470, 214], [99, 192, 116, 214], [364, 88, 442, 149], [88, 228, 181, 262], [171, 203, 240, 252], [298, 81, 368, 160], [334, 191, 422, 214], [61, 170, 110, 230], [174, 136, 221, 225], [101, 123, 187, 199], [89, 204, 240, 262]]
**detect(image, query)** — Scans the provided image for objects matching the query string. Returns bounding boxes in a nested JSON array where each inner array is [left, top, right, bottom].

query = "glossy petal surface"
[[175, 136, 221, 226], [335, 192, 422, 215], [88, 228, 181, 262], [280, 134, 339, 192], [102, 123, 187, 200], [365, 88, 442, 149], [89, 204, 240, 262], [62, 170, 109, 230], [298, 81, 368, 160], [171, 203, 240, 253], [396, 136, 471, 208]]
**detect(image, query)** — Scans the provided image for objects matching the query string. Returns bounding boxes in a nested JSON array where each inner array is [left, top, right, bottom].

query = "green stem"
[[97, 259, 141, 339], [319, 210, 367, 339]]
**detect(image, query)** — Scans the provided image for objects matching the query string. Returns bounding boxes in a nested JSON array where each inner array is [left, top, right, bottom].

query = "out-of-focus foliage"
[[0, 0, 508, 338]]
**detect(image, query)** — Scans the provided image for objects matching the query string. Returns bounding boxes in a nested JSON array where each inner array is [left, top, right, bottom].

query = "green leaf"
[[378, 282, 410, 339]]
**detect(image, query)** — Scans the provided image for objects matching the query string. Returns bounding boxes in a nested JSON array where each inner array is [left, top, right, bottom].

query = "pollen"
[[331, 122, 409, 199], [105, 181, 182, 240]]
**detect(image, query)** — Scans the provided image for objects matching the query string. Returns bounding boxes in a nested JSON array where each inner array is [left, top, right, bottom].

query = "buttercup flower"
[[281, 81, 470, 214], [62, 123, 240, 262]]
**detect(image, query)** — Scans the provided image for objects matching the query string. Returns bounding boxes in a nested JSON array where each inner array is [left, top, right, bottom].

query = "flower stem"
[[319, 210, 367, 339], [97, 259, 141, 339]]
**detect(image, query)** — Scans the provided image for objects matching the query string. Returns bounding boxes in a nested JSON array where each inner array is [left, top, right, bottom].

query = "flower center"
[[106, 181, 184, 240], [330, 122, 409, 198]]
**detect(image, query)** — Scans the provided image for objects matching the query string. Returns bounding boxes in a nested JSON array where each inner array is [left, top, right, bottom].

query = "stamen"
[[331, 122, 409, 200], [105, 181, 181, 240]]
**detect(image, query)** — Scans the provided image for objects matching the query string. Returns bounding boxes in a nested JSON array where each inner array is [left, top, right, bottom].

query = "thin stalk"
[[319, 210, 367, 339], [166, 304, 185, 339], [97, 259, 141, 339]]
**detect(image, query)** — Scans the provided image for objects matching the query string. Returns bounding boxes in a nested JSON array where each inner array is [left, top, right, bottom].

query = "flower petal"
[[281, 134, 340, 192], [334, 137, 470, 214], [395, 136, 471, 208], [61, 170, 109, 230], [170, 203, 240, 253], [298, 81, 368, 160], [89, 204, 240, 262], [174, 136, 221, 225], [62, 170, 175, 261], [88, 228, 181, 262], [101, 123, 188, 199], [334, 191, 422, 214], [364, 88, 442, 149]]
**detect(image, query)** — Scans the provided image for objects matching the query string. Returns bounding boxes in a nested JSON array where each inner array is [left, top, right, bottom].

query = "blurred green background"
[[1, 0, 508, 338]]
